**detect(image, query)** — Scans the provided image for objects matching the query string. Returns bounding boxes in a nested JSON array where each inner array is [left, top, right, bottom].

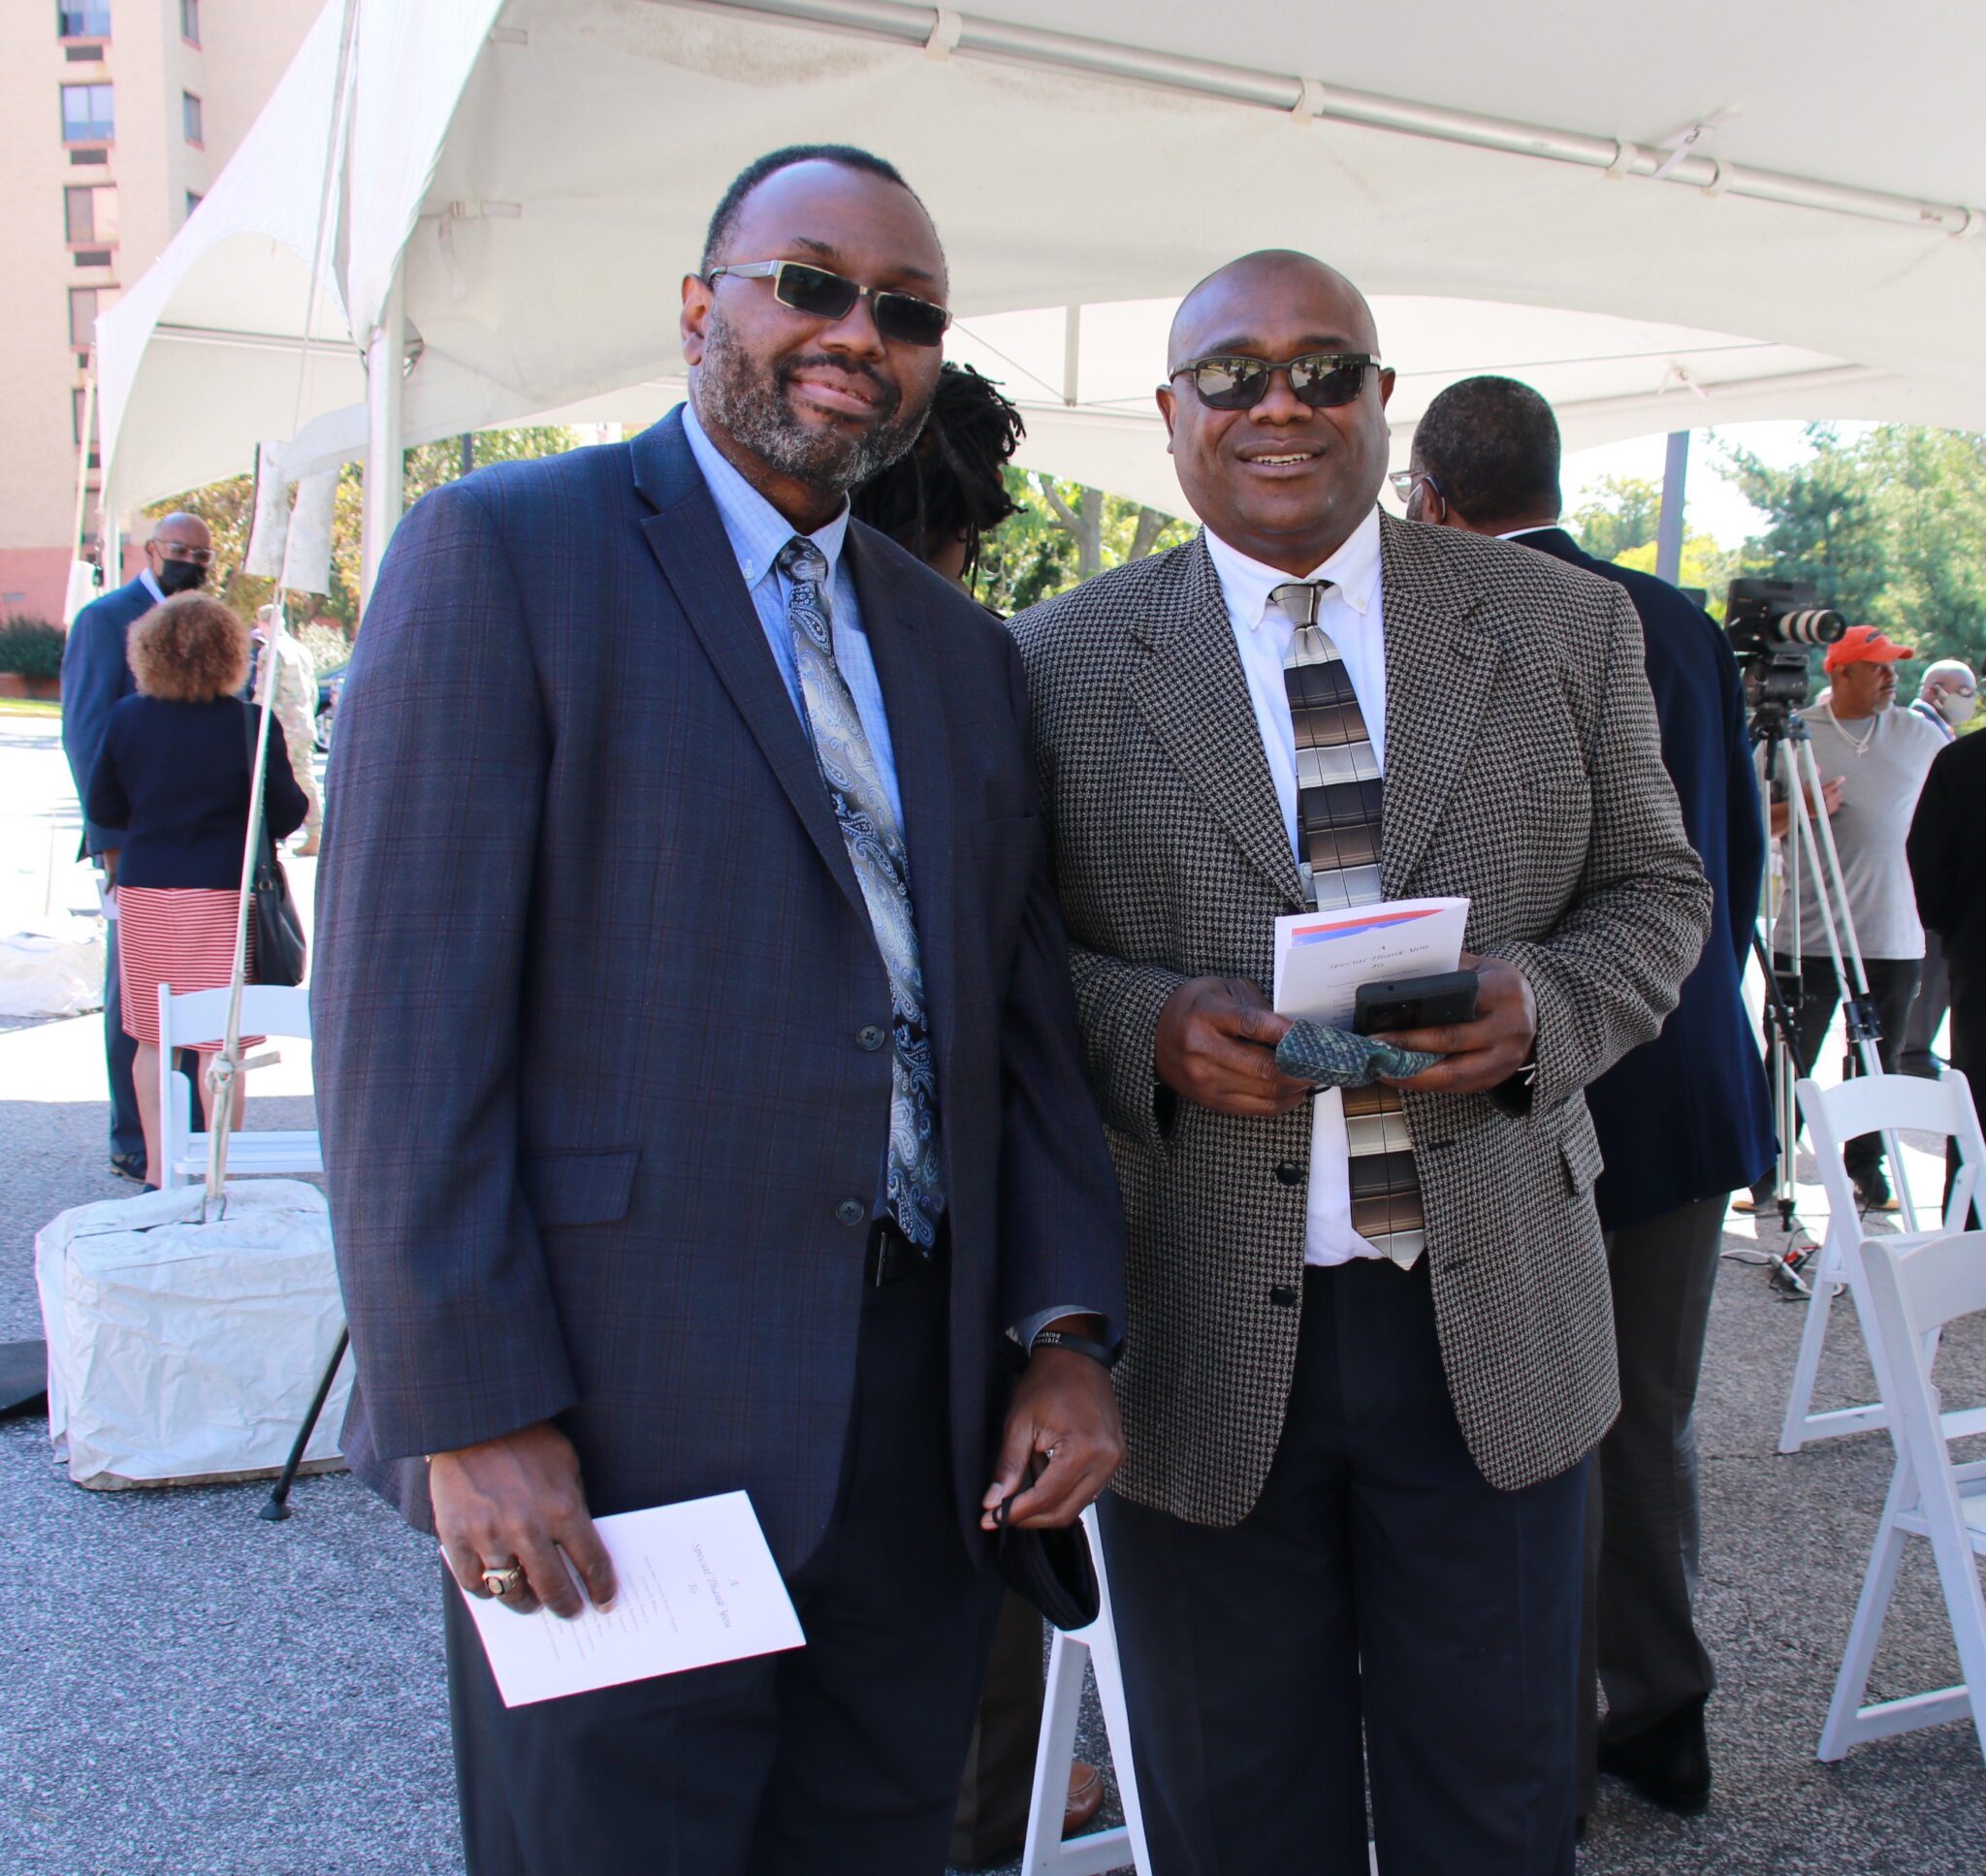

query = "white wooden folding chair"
[[1778, 1071, 1983, 1453], [1020, 1504, 1152, 1876], [156, 982, 322, 1190], [1819, 1222, 1986, 1765]]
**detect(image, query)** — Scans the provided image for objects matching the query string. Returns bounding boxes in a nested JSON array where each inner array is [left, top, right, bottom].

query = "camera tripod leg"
[[260, 1325, 349, 1523]]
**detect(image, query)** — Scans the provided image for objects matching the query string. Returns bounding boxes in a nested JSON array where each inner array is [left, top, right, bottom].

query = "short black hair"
[[849, 364, 1024, 581], [702, 144, 919, 272], [1411, 375, 1563, 527]]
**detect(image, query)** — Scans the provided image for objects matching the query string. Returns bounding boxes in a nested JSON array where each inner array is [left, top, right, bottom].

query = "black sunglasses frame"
[[1169, 351, 1381, 412], [703, 259, 951, 348]]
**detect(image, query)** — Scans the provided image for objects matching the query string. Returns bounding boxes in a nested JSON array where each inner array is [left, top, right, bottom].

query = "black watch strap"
[[1030, 1327, 1121, 1370]]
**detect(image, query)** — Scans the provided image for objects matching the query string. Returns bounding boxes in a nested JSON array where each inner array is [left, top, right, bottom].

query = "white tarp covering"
[[0, 918, 106, 1020], [95, 0, 1986, 517], [36, 1181, 349, 1490]]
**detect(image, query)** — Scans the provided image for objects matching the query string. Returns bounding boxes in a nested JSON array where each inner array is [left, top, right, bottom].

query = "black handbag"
[[991, 1485, 1102, 1632], [243, 711, 307, 987]]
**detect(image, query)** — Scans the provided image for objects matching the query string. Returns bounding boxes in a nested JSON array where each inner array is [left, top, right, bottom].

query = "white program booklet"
[[1272, 896, 1471, 1028], [456, 1491, 805, 1707]]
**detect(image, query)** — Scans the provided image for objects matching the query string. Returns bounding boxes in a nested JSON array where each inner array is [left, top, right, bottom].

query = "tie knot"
[[1269, 580, 1333, 628], [778, 537, 830, 586]]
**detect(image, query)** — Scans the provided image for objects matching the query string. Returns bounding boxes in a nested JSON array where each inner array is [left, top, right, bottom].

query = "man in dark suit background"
[[1408, 376, 1775, 1819], [312, 146, 1125, 1876], [59, 511, 213, 1181]]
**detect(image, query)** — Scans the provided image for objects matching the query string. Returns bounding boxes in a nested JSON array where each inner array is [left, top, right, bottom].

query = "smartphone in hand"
[[1353, 970, 1480, 1036]]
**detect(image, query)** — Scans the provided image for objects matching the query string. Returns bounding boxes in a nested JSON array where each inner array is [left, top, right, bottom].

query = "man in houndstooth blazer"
[[1010, 252, 1712, 1873]]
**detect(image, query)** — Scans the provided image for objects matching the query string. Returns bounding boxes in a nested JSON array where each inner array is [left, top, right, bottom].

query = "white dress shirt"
[[1201, 507, 1392, 1266]]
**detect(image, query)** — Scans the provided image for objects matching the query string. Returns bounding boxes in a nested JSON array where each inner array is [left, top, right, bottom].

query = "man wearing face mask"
[[1900, 658, 1980, 1078], [1742, 627, 1946, 1213], [60, 511, 213, 1182], [313, 145, 1124, 1875], [1011, 250, 1710, 1873]]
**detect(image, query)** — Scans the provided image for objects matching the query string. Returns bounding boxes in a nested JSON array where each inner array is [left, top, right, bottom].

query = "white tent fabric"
[[95, 0, 1986, 522]]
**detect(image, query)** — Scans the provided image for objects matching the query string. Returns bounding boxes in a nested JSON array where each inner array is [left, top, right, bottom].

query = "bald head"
[[144, 509, 213, 594], [1168, 250, 1378, 374], [1156, 248, 1393, 576]]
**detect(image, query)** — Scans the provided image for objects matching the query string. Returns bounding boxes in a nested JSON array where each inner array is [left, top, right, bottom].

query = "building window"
[[185, 190, 204, 219], [72, 390, 101, 467], [60, 82, 114, 144], [181, 91, 203, 146], [65, 183, 117, 245], [180, 0, 200, 46], [69, 285, 114, 349], [58, 4, 112, 39]]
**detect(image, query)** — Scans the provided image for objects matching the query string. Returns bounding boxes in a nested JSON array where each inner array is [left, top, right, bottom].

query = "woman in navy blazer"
[[85, 591, 306, 1186]]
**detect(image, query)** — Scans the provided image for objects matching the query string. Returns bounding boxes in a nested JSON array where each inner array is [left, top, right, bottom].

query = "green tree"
[[1568, 475, 1662, 562], [1719, 426, 1891, 625], [150, 426, 585, 634], [975, 469, 1191, 615]]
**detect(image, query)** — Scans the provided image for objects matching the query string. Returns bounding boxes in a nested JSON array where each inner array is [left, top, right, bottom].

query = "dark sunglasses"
[[1169, 351, 1380, 411], [703, 259, 951, 348]]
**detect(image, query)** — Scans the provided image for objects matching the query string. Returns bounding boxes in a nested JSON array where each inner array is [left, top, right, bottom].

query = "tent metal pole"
[[1655, 430, 1689, 587], [688, 0, 1984, 236], [360, 265, 406, 614], [102, 495, 122, 593]]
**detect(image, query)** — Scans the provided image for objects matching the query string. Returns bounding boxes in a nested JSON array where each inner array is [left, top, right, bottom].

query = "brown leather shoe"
[[1063, 1762, 1105, 1837]]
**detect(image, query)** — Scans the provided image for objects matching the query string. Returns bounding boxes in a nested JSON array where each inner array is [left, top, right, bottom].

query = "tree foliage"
[[975, 469, 1191, 615], [1568, 475, 1662, 563]]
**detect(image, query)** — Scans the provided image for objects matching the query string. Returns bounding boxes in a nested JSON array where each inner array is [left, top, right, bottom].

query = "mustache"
[[777, 352, 900, 417]]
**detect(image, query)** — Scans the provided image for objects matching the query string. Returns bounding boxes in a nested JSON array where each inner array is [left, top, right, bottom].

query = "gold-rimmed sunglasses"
[[704, 260, 951, 348]]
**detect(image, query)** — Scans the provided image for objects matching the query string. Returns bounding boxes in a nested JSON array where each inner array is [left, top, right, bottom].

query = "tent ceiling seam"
[[667, 0, 1984, 236]]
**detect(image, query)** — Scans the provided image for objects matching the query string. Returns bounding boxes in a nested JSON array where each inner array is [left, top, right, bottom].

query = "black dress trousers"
[[1102, 1256, 1587, 1876], [444, 1251, 1005, 1876]]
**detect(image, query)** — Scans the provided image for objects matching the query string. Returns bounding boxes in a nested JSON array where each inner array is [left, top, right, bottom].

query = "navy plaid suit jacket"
[[311, 408, 1125, 1571]]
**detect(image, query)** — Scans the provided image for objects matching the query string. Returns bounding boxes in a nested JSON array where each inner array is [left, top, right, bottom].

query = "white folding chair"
[[1778, 1071, 1983, 1453], [1021, 1505, 1152, 1876], [156, 982, 322, 1190], [1819, 1223, 1986, 1765]]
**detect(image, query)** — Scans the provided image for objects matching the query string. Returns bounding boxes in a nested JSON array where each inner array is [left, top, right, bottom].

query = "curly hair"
[[849, 363, 1025, 579], [1410, 375, 1562, 528], [126, 592, 250, 702]]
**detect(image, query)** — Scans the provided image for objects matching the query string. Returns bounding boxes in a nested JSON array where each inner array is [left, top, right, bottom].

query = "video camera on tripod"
[[1724, 578, 1846, 723], [1728, 576, 1922, 1271]]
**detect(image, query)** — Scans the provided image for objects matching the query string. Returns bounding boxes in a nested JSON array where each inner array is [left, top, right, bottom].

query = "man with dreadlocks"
[[851, 363, 1109, 1863]]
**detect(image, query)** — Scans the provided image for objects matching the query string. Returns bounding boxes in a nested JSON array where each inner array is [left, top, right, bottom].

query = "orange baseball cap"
[[1824, 625, 1915, 675]]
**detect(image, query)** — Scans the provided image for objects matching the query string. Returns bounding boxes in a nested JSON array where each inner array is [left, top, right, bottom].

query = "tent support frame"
[[686, 0, 1985, 236]]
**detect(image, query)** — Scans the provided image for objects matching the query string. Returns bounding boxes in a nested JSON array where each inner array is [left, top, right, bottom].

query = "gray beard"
[[695, 316, 924, 494]]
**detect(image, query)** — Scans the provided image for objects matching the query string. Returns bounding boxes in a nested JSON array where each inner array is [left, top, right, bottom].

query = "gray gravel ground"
[[7, 1078, 1986, 1875]]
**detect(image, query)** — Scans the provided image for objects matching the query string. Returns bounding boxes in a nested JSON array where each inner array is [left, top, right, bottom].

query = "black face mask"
[[154, 557, 208, 595]]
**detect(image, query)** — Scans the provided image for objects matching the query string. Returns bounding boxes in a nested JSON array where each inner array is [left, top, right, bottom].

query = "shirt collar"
[[680, 397, 849, 589], [139, 568, 166, 605], [1202, 505, 1382, 632]]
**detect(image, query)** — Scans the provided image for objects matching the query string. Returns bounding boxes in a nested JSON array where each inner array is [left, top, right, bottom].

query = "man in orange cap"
[[1747, 624, 1946, 1213]]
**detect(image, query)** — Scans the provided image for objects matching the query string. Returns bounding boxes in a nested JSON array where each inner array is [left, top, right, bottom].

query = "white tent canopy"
[[97, 0, 1986, 536]]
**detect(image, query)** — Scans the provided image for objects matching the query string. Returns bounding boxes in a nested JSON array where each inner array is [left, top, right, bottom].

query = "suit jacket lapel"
[[846, 527, 958, 1082], [1129, 536, 1307, 910], [1378, 513, 1502, 892], [630, 410, 864, 918]]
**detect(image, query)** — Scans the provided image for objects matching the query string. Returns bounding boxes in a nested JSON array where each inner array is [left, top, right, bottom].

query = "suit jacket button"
[[857, 1024, 887, 1052], [835, 1198, 866, 1227], [1269, 1285, 1299, 1308], [1273, 1161, 1301, 1186]]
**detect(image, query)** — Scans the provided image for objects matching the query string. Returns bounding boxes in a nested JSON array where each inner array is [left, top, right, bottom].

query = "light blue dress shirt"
[[680, 399, 904, 829]]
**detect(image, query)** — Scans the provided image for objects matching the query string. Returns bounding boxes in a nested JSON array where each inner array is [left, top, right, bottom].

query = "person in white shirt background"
[[1901, 656, 1980, 1077]]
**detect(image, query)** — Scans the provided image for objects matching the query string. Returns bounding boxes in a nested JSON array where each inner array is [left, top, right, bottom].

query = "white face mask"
[[1936, 687, 1978, 727]]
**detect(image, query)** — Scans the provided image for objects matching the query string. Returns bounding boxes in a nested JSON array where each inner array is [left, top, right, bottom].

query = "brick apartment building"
[[0, 0, 315, 625]]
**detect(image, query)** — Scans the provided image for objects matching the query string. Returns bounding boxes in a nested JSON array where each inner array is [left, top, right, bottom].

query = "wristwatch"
[[1030, 1327, 1122, 1371]]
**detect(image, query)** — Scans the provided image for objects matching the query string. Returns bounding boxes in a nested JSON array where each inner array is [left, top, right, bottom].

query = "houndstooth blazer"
[[1009, 514, 1713, 1521]]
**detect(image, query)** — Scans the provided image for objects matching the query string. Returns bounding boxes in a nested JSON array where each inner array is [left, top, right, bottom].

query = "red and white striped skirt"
[[115, 887, 262, 1050]]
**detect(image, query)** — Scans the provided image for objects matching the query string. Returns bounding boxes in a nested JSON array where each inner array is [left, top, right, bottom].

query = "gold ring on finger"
[[480, 1562, 526, 1597]]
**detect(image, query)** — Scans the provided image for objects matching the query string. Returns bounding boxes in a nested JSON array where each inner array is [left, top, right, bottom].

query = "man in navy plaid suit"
[[313, 146, 1125, 1876]]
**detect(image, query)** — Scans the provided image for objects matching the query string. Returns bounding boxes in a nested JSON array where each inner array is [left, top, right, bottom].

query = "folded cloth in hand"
[[1274, 1019, 1443, 1089]]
